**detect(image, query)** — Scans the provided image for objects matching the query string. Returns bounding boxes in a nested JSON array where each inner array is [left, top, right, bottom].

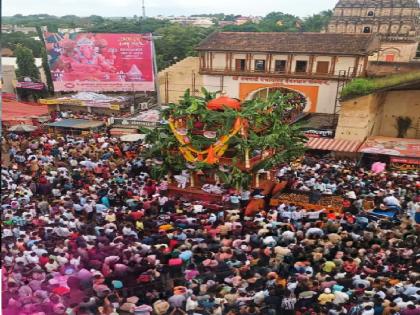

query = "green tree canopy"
[[301, 10, 333, 32], [2, 32, 43, 57], [15, 44, 40, 81], [154, 24, 214, 70]]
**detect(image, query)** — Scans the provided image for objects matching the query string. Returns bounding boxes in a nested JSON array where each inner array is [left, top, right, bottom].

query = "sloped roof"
[[46, 119, 104, 129], [2, 100, 49, 123], [197, 32, 379, 55], [335, 0, 419, 8]]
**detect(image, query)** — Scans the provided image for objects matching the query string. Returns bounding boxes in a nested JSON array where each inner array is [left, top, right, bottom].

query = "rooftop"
[[197, 32, 379, 55], [335, 0, 420, 8], [46, 119, 105, 129], [341, 71, 420, 99]]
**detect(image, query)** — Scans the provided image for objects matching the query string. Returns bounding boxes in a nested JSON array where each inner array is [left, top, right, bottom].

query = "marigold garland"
[[168, 117, 243, 164]]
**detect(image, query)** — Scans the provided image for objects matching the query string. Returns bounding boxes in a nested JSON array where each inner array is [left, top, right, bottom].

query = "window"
[[235, 59, 246, 71], [367, 11, 374, 16], [385, 54, 395, 62], [274, 60, 287, 72], [316, 61, 330, 74], [295, 60, 308, 73], [254, 59, 266, 72], [363, 26, 371, 33]]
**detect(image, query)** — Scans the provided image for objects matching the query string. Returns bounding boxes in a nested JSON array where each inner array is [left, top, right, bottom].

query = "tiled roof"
[[196, 32, 379, 55], [335, 0, 419, 8]]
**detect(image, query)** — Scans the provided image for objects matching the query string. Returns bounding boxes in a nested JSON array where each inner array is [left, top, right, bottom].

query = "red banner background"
[[44, 32, 155, 92]]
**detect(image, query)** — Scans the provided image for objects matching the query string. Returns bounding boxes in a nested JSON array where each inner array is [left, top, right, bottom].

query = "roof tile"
[[197, 32, 379, 55]]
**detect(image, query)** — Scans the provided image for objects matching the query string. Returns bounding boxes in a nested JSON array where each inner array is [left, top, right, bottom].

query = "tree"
[[142, 88, 306, 190], [37, 26, 54, 94], [154, 24, 214, 70], [15, 44, 40, 80], [2, 32, 43, 57], [222, 23, 261, 32], [301, 10, 332, 32]]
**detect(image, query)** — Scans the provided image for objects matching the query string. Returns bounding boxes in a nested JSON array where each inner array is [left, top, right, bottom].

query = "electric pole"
[[141, 0, 146, 19]]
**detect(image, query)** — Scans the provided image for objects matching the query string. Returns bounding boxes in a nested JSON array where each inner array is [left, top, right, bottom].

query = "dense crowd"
[[1, 131, 419, 315]]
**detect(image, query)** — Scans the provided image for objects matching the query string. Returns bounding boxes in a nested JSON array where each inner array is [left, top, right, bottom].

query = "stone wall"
[[335, 90, 420, 141], [367, 61, 420, 76], [368, 41, 419, 62]]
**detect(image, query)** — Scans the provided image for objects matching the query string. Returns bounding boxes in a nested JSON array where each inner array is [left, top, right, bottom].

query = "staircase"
[[158, 56, 199, 76], [157, 57, 202, 104]]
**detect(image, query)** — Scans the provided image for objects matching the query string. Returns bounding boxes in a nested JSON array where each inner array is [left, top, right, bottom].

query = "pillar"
[[190, 171, 195, 187], [245, 148, 250, 169]]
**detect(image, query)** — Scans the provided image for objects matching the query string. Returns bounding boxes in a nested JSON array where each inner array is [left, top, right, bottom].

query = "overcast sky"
[[4, 0, 336, 17]]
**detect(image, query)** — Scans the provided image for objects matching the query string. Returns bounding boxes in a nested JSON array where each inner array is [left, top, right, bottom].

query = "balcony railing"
[[199, 67, 358, 79]]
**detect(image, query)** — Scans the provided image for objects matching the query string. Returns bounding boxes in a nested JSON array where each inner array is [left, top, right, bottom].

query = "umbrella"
[[8, 124, 38, 132], [120, 134, 146, 142]]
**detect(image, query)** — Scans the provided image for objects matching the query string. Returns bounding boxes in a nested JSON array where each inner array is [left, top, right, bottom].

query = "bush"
[[340, 78, 375, 99], [341, 71, 420, 100]]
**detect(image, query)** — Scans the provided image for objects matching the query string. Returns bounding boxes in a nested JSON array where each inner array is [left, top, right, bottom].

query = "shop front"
[[39, 92, 131, 115], [358, 136, 420, 170], [45, 119, 106, 136]]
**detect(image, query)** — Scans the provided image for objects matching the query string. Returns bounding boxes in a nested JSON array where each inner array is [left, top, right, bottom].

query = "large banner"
[[44, 32, 155, 92], [358, 136, 420, 158]]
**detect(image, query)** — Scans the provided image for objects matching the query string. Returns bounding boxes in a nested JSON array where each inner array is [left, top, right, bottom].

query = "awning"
[[2, 99, 49, 125], [359, 136, 420, 158], [306, 138, 362, 152], [46, 119, 104, 129], [109, 128, 138, 136]]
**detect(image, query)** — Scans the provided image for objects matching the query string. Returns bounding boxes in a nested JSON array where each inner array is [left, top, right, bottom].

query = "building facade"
[[326, 0, 420, 62], [197, 32, 379, 114]]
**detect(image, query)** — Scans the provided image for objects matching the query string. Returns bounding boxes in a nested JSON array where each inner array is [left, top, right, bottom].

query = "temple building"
[[326, 0, 420, 62], [196, 32, 379, 115]]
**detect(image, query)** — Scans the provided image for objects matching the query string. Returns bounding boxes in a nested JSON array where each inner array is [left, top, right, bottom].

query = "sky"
[[3, 0, 336, 18]]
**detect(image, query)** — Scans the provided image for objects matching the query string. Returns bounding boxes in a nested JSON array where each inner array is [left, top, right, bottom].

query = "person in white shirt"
[[26, 252, 39, 264], [383, 194, 401, 208], [56, 253, 69, 266], [45, 259, 59, 272], [305, 209, 325, 221], [333, 289, 349, 305]]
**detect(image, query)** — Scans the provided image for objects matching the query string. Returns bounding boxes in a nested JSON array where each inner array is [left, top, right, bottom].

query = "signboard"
[[113, 118, 159, 128], [16, 81, 45, 90], [232, 76, 330, 85], [44, 32, 155, 92], [304, 129, 334, 138], [109, 104, 121, 111], [390, 157, 420, 165], [390, 157, 420, 171], [359, 136, 420, 158]]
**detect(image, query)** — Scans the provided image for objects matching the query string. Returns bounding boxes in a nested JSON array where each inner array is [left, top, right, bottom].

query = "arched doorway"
[[248, 87, 309, 121], [248, 87, 309, 113]]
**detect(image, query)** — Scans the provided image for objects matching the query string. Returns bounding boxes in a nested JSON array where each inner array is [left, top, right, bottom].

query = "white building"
[[1, 57, 45, 93], [196, 32, 379, 114]]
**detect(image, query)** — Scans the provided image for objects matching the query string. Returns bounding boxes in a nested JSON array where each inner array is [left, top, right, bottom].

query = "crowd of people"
[[1, 130, 419, 315]]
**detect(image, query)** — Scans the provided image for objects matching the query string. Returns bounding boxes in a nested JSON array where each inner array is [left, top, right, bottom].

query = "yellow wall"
[[158, 57, 203, 104], [336, 90, 420, 141], [369, 42, 419, 62], [335, 93, 385, 141], [378, 90, 420, 139]]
